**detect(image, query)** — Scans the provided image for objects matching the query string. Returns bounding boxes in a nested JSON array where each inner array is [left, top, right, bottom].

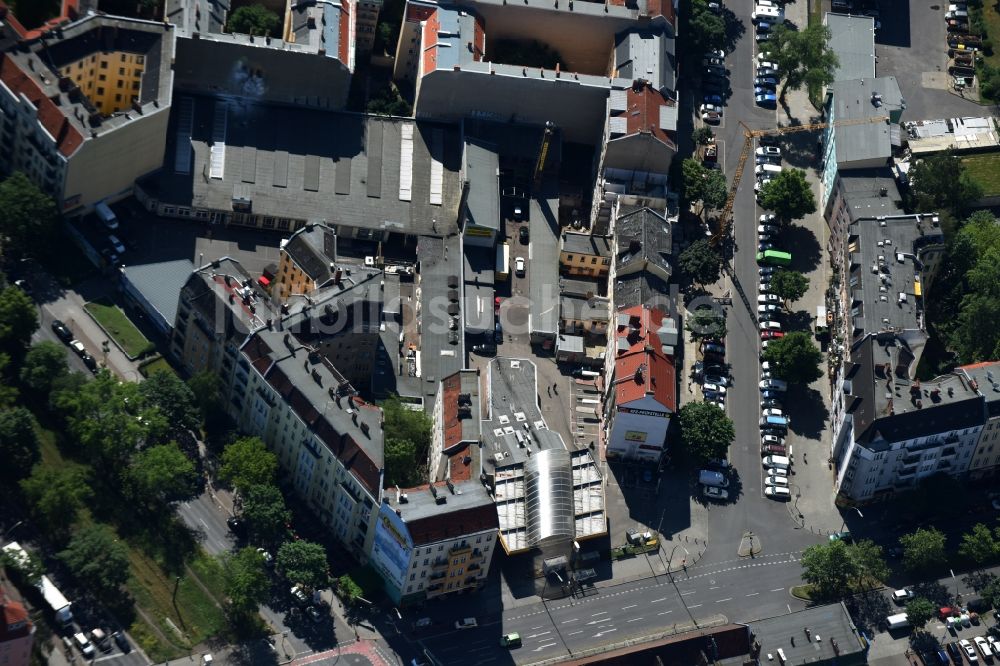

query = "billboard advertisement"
[[370, 502, 413, 595]]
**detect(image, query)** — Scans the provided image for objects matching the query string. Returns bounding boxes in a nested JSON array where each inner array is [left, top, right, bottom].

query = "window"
[[115, 94, 122, 102], [100, 61, 108, 69], [99, 74, 106, 81], [423, 558, 429, 566], [410, 574, 415, 581], [566, 254, 574, 261], [133, 81, 140, 90], [119, 67, 125, 75], [117, 80, 124, 88], [96, 87, 105, 95], [136, 55, 144, 64], [591, 257, 598, 264], [121, 54, 127, 62]]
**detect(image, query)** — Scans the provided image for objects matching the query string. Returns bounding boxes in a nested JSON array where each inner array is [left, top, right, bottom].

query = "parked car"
[[762, 408, 784, 418], [762, 434, 785, 446], [758, 294, 781, 304], [759, 265, 777, 276], [760, 379, 787, 391], [759, 134, 779, 146], [764, 486, 791, 500], [756, 93, 778, 106], [892, 588, 914, 604], [74, 633, 96, 659], [472, 343, 497, 356], [69, 339, 86, 356], [700, 103, 723, 115], [755, 76, 779, 88], [112, 632, 130, 653], [704, 374, 729, 387], [757, 67, 779, 77], [515, 256, 526, 276], [456, 618, 478, 629], [761, 330, 785, 340], [702, 111, 722, 124], [702, 56, 725, 67], [758, 304, 780, 315], [703, 485, 729, 500], [307, 606, 325, 623], [704, 94, 723, 105], [765, 475, 789, 487], [761, 444, 787, 456], [51, 319, 73, 343], [519, 226, 529, 244], [974, 636, 992, 661], [81, 353, 98, 372], [500, 633, 522, 648]]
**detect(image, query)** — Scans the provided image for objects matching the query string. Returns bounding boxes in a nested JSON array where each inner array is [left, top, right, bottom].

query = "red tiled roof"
[[0, 593, 31, 641], [338, 0, 351, 66], [615, 85, 675, 147], [405, 3, 436, 23], [472, 16, 485, 61], [613, 305, 676, 410], [0, 55, 84, 158], [644, 0, 676, 26], [421, 10, 440, 75], [0, 0, 80, 40], [405, 496, 499, 546]]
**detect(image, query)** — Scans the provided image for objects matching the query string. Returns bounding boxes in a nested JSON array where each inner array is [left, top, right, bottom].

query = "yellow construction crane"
[[710, 115, 891, 246]]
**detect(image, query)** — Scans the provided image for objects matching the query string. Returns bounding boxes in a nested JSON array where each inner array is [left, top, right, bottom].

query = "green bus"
[[756, 249, 792, 266]]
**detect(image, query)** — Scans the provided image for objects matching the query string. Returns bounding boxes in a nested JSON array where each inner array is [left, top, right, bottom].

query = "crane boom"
[[709, 115, 891, 246]]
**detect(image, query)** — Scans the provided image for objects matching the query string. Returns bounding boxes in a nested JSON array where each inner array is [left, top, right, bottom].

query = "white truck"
[[2, 542, 74, 626]]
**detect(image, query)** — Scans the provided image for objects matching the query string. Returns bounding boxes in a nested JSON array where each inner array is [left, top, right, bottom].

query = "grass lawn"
[[84, 299, 155, 358], [983, 2, 1000, 69], [33, 422, 227, 662], [961, 152, 1000, 196], [138, 356, 177, 378]]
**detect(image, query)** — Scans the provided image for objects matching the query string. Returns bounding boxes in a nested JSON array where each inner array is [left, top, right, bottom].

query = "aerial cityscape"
[[1, 0, 1000, 664]]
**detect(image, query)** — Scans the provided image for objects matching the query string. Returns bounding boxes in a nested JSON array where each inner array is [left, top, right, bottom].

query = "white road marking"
[[591, 611, 608, 616], [681, 591, 696, 596], [621, 604, 638, 610], [567, 630, 583, 636], [689, 604, 703, 609], [533, 643, 558, 652], [626, 617, 644, 623], [526, 631, 551, 639], [716, 598, 733, 603], [593, 629, 618, 638], [651, 597, 668, 604], [560, 618, 579, 624], [771, 587, 784, 592], [708, 586, 720, 590], [746, 592, 760, 597], [658, 610, 674, 616]]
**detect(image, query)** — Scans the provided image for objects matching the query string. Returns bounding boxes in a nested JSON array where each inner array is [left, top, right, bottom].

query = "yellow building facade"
[[61, 51, 145, 115]]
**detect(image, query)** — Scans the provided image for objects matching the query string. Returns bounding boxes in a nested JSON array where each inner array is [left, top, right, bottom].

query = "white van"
[[946, 9, 968, 18], [95, 201, 119, 230], [752, 6, 783, 21], [762, 455, 790, 470], [108, 234, 126, 254], [886, 613, 910, 630], [755, 164, 783, 177]]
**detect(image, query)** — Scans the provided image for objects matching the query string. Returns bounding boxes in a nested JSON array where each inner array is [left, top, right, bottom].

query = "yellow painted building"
[[276, 249, 318, 301], [559, 232, 612, 277], [60, 51, 145, 115]]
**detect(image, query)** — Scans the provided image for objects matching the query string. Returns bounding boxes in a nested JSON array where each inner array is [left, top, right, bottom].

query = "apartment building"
[[370, 370, 499, 605], [611, 203, 673, 309], [958, 362, 1000, 479], [274, 223, 340, 302], [560, 233, 612, 277], [820, 76, 904, 211], [167, 0, 353, 109], [393, 0, 675, 144], [604, 305, 677, 461], [0, 593, 32, 666], [0, 7, 173, 212]]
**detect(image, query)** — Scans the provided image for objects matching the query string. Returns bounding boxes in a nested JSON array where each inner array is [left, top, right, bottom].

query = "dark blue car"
[[704, 94, 723, 105]]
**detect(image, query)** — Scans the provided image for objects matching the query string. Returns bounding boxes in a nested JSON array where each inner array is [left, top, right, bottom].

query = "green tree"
[[904, 597, 936, 630], [677, 401, 735, 464], [951, 294, 1000, 364], [849, 539, 888, 590], [382, 395, 431, 480], [59, 524, 130, 602], [762, 332, 823, 384], [187, 370, 221, 419], [366, 84, 412, 117], [757, 169, 816, 223], [19, 341, 68, 396], [685, 0, 727, 54], [0, 285, 38, 354], [982, 576, 1000, 610], [678, 239, 723, 286], [909, 152, 982, 216], [685, 304, 727, 341], [0, 353, 17, 408], [384, 437, 422, 488], [761, 23, 838, 101], [900, 527, 948, 574], [958, 523, 999, 567], [241, 484, 291, 545], [692, 126, 715, 146], [54, 371, 165, 466], [769, 270, 810, 305], [0, 172, 58, 260], [682, 158, 708, 206], [224, 547, 270, 615], [219, 436, 277, 493], [801, 539, 857, 599], [0, 407, 40, 481], [20, 467, 92, 541], [138, 370, 200, 439], [702, 169, 728, 212], [227, 4, 280, 36], [126, 443, 200, 508], [0, 545, 44, 586], [276, 540, 328, 590], [337, 574, 364, 605]]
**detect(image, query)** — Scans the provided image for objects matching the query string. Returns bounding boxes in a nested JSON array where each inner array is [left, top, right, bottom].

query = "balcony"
[[449, 543, 471, 555], [431, 558, 448, 569], [428, 571, 446, 581], [468, 563, 481, 572]]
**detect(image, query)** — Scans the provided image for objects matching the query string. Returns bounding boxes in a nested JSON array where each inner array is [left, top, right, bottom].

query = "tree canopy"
[[0, 285, 38, 355], [904, 597, 936, 630], [337, 574, 364, 605], [241, 484, 291, 545], [684, 0, 727, 55], [0, 172, 58, 260], [678, 239, 724, 287], [126, 443, 201, 508], [219, 436, 278, 493], [0, 407, 40, 481], [761, 23, 838, 101], [276, 540, 329, 590], [682, 159, 728, 215], [138, 371, 200, 439], [20, 341, 68, 396], [801, 539, 855, 599], [59, 524, 130, 602], [900, 527, 948, 574], [909, 152, 982, 217], [685, 304, 727, 340], [224, 547, 270, 615], [769, 270, 809, 305], [677, 401, 735, 464], [21, 467, 92, 542], [762, 332, 824, 384], [382, 396, 431, 487], [227, 4, 280, 36], [757, 169, 816, 223], [958, 523, 999, 567], [692, 126, 715, 146]]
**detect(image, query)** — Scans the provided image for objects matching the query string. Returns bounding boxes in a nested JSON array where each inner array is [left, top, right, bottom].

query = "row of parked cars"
[[696, 339, 730, 411], [755, 144, 794, 498], [752, 0, 783, 107], [943, 2, 980, 90], [51, 319, 98, 372], [701, 48, 728, 124]]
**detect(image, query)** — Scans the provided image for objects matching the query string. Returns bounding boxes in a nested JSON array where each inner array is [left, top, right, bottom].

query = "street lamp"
[[2, 521, 24, 544], [839, 507, 863, 534]]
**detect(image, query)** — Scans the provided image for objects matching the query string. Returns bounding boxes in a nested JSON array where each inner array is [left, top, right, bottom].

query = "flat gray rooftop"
[[830, 77, 902, 166], [825, 13, 876, 82], [417, 235, 465, 409], [837, 168, 904, 221], [750, 602, 866, 666], [155, 95, 463, 237], [123, 258, 194, 330], [482, 357, 559, 468]]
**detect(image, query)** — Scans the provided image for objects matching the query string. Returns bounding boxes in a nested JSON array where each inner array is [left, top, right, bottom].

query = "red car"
[[761, 444, 787, 456], [494, 297, 503, 312], [761, 331, 785, 340]]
